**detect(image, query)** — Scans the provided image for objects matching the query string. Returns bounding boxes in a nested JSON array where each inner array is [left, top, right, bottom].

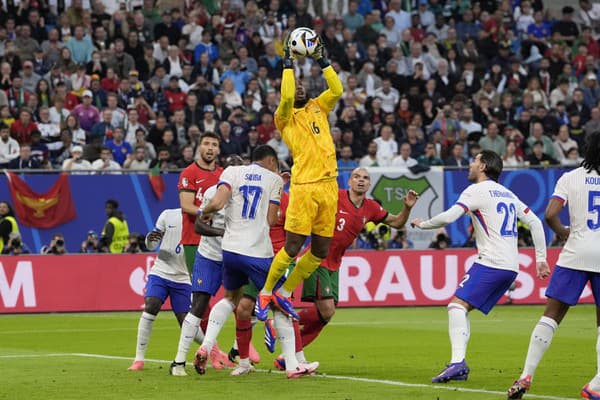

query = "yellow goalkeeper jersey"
[[274, 66, 343, 184]]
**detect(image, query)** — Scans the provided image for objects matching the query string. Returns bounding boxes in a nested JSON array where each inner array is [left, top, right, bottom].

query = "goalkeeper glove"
[[311, 35, 330, 69], [283, 32, 294, 69]]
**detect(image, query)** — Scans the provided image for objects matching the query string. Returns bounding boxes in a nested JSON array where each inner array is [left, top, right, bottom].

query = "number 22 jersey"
[[455, 180, 531, 272]]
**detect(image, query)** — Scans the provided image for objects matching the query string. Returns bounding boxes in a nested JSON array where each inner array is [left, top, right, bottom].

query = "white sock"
[[134, 312, 156, 361], [193, 326, 205, 345], [589, 327, 600, 391], [280, 288, 292, 298], [202, 299, 235, 353], [232, 339, 239, 351], [174, 313, 200, 363], [296, 350, 307, 364], [521, 316, 558, 379], [448, 303, 470, 363], [274, 310, 299, 371]]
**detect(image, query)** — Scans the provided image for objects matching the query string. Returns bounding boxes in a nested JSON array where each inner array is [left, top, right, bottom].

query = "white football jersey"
[[197, 185, 225, 262], [147, 208, 189, 284], [455, 180, 532, 272], [219, 164, 283, 258], [552, 167, 600, 272]]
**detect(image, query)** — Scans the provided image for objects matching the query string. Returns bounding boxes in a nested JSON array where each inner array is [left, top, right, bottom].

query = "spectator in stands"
[[80, 230, 99, 253], [63, 114, 87, 146], [105, 127, 132, 166], [150, 146, 176, 171], [124, 145, 151, 171], [360, 140, 379, 167], [41, 233, 68, 255], [417, 142, 444, 166], [392, 142, 418, 169], [445, 142, 469, 168], [62, 145, 92, 173], [526, 140, 559, 166], [374, 124, 397, 167], [10, 108, 38, 144], [479, 122, 507, 157], [106, 38, 136, 78], [8, 144, 41, 169], [526, 122, 557, 159], [175, 144, 195, 169], [89, 109, 114, 144], [266, 129, 290, 166], [0, 123, 19, 168], [503, 140, 526, 168], [123, 232, 146, 254], [554, 124, 579, 163], [71, 90, 100, 132], [584, 107, 600, 137], [92, 146, 122, 174], [100, 199, 130, 254]]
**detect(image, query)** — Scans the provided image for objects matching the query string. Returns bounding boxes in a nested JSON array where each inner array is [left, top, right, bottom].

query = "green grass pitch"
[[0, 305, 596, 400]]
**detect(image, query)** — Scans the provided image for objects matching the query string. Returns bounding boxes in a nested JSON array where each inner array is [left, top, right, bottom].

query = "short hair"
[[199, 131, 220, 144], [105, 199, 119, 209], [252, 145, 278, 162], [478, 150, 503, 182]]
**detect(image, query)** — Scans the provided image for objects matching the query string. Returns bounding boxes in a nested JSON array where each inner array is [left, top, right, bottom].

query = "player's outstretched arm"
[[275, 34, 295, 123], [544, 198, 570, 241], [411, 204, 465, 230], [313, 38, 343, 112], [519, 205, 550, 278], [194, 215, 225, 237], [201, 184, 231, 216], [386, 190, 419, 229]]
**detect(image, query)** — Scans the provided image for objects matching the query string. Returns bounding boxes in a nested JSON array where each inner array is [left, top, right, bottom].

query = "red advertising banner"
[[0, 249, 592, 313]]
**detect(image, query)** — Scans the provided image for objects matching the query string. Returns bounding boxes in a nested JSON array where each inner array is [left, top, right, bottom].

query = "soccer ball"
[[288, 27, 319, 57]]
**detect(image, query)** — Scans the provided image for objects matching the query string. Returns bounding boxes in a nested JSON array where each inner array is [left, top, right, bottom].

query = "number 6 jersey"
[[551, 167, 600, 272], [218, 164, 283, 258]]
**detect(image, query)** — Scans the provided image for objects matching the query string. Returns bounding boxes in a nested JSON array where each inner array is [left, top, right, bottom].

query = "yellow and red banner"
[[5, 172, 77, 228]]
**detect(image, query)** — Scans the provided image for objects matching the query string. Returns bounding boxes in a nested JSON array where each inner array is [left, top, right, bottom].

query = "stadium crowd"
[[0, 0, 597, 174]]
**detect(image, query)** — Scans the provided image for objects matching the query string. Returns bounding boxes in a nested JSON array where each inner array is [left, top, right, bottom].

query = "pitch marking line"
[[1, 352, 577, 400]]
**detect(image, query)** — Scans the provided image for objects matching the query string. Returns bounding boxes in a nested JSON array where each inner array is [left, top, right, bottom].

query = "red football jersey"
[[177, 162, 223, 245], [269, 191, 289, 253], [322, 190, 388, 271]]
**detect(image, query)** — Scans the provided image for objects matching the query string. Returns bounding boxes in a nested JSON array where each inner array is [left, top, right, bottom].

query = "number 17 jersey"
[[455, 180, 531, 272], [218, 164, 283, 258]]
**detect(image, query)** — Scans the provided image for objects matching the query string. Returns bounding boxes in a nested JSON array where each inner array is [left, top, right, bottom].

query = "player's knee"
[[311, 247, 329, 259], [190, 292, 210, 317], [316, 301, 335, 322], [236, 298, 254, 320], [144, 297, 162, 315]]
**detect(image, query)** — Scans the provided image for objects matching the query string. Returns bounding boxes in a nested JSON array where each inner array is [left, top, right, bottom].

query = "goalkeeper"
[[256, 33, 343, 320]]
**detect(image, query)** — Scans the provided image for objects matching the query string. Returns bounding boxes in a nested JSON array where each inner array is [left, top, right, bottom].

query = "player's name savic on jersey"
[[245, 173, 262, 181], [585, 177, 600, 185], [488, 190, 515, 199]]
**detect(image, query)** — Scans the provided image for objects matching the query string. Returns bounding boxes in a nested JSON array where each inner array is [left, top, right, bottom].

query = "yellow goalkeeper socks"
[[263, 248, 293, 293], [282, 252, 322, 295]]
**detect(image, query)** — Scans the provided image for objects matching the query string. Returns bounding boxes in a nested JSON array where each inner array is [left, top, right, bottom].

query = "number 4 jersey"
[[218, 164, 283, 258], [551, 167, 600, 272], [455, 180, 532, 272]]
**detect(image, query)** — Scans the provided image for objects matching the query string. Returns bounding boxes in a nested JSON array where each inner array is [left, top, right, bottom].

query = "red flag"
[[5, 172, 77, 228], [148, 163, 165, 200]]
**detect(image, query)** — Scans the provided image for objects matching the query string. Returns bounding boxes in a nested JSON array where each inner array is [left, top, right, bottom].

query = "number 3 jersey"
[[552, 167, 600, 272], [197, 185, 226, 262], [455, 180, 531, 272], [321, 189, 388, 271], [218, 164, 283, 258]]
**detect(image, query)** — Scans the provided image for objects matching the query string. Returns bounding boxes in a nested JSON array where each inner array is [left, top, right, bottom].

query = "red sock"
[[200, 303, 212, 334], [293, 320, 303, 352], [299, 306, 327, 348], [235, 314, 253, 360]]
